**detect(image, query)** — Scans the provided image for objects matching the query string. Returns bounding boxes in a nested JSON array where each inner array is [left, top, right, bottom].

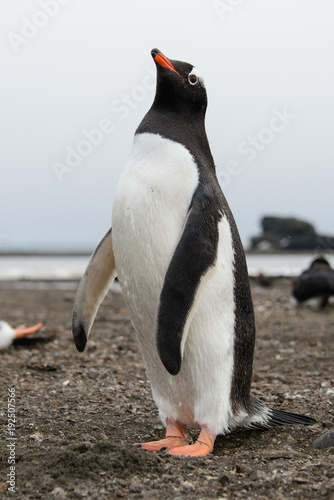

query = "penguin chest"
[[112, 133, 199, 327]]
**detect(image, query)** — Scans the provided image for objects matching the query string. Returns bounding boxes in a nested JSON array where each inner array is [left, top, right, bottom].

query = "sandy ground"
[[0, 278, 333, 499]]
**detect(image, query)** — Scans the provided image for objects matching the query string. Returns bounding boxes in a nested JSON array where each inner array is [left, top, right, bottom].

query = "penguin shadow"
[[12, 336, 55, 347], [213, 425, 300, 455], [213, 429, 269, 456], [294, 297, 334, 313]]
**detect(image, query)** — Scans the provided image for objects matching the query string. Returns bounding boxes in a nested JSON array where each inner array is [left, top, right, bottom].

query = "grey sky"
[[1, 0, 333, 252]]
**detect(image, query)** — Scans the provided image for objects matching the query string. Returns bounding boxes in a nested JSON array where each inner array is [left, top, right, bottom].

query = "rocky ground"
[[0, 278, 333, 499]]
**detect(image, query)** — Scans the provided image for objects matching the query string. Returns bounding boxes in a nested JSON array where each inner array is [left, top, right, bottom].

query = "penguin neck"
[[136, 107, 215, 170]]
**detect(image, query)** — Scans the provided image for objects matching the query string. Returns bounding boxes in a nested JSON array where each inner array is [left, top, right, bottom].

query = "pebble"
[[312, 429, 334, 449], [29, 431, 44, 443], [218, 473, 230, 486], [129, 478, 143, 493], [50, 487, 67, 497], [248, 470, 266, 481], [180, 480, 195, 490]]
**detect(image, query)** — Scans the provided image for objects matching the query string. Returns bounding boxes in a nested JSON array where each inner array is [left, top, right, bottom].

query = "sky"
[[1, 0, 333, 252]]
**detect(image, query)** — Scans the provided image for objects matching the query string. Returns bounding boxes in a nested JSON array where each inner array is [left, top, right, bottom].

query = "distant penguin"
[[0, 321, 43, 349], [293, 256, 334, 309], [72, 49, 315, 457]]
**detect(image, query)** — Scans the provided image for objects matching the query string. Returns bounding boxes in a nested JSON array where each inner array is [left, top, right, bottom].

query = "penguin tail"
[[264, 407, 316, 428], [235, 399, 316, 430]]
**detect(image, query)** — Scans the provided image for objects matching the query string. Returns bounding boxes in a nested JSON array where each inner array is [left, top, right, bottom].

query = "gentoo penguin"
[[0, 321, 43, 349], [72, 49, 315, 456], [293, 256, 334, 309]]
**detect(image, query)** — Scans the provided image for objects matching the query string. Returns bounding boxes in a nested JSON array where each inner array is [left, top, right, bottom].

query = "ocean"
[[0, 253, 333, 284]]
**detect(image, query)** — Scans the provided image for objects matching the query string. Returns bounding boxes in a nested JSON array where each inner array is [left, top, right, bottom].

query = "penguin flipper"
[[72, 228, 117, 352], [156, 186, 220, 375]]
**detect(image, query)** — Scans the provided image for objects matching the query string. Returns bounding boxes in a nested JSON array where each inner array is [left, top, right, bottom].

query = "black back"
[[293, 256, 334, 302]]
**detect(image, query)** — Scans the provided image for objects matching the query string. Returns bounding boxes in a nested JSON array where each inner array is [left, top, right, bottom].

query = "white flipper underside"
[[72, 229, 116, 352]]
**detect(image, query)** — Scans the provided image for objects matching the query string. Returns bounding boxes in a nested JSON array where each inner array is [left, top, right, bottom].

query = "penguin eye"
[[188, 73, 199, 85]]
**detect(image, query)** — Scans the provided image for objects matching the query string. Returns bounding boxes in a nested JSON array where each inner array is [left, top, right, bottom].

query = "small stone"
[[322, 420, 333, 428], [293, 477, 309, 484], [249, 470, 266, 481], [312, 429, 334, 449], [50, 487, 67, 497], [82, 434, 97, 442], [129, 477, 143, 493], [29, 431, 43, 443], [218, 473, 230, 486], [224, 441, 237, 449], [235, 463, 246, 474], [181, 480, 195, 490], [141, 490, 160, 499]]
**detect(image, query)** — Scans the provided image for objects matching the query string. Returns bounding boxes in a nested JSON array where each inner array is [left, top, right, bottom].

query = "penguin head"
[[151, 48, 207, 116], [310, 256, 330, 269]]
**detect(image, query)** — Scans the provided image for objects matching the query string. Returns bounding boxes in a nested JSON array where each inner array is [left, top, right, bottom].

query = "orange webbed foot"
[[167, 441, 212, 457], [135, 419, 189, 452], [167, 425, 216, 457], [136, 436, 189, 452]]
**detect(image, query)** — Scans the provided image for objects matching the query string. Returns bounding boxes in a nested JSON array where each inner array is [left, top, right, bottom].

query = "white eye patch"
[[188, 66, 205, 86]]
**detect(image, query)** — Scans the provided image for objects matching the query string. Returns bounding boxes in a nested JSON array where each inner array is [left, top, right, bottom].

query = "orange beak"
[[13, 322, 43, 339], [151, 49, 184, 82]]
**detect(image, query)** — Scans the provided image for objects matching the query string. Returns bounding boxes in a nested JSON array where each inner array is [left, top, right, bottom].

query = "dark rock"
[[262, 217, 316, 236], [322, 420, 333, 428], [255, 273, 273, 287], [218, 473, 230, 486], [312, 429, 334, 449], [250, 216, 334, 251]]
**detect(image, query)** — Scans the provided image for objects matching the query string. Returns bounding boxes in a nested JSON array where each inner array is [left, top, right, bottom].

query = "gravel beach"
[[0, 278, 333, 499]]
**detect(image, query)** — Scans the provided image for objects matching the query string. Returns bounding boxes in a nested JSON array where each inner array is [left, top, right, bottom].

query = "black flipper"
[[156, 185, 221, 375], [72, 228, 117, 352]]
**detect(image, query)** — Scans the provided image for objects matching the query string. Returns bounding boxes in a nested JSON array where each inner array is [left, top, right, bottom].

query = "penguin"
[[72, 49, 315, 457], [293, 256, 334, 309], [0, 321, 43, 350]]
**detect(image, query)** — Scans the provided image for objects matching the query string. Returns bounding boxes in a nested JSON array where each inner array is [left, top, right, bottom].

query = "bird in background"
[[0, 321, 43, 349], [293, 256, 334, 309], [72, 49, 315, 457]]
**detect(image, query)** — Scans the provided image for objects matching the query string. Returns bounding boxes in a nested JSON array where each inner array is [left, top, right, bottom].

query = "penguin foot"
[[138, 436, 189, 452], [135, 419, 189, 452], [167, 426, 216, 457]]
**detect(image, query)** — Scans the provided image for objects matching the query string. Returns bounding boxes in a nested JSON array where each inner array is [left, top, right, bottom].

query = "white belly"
[[112, 133, 236, 435]]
